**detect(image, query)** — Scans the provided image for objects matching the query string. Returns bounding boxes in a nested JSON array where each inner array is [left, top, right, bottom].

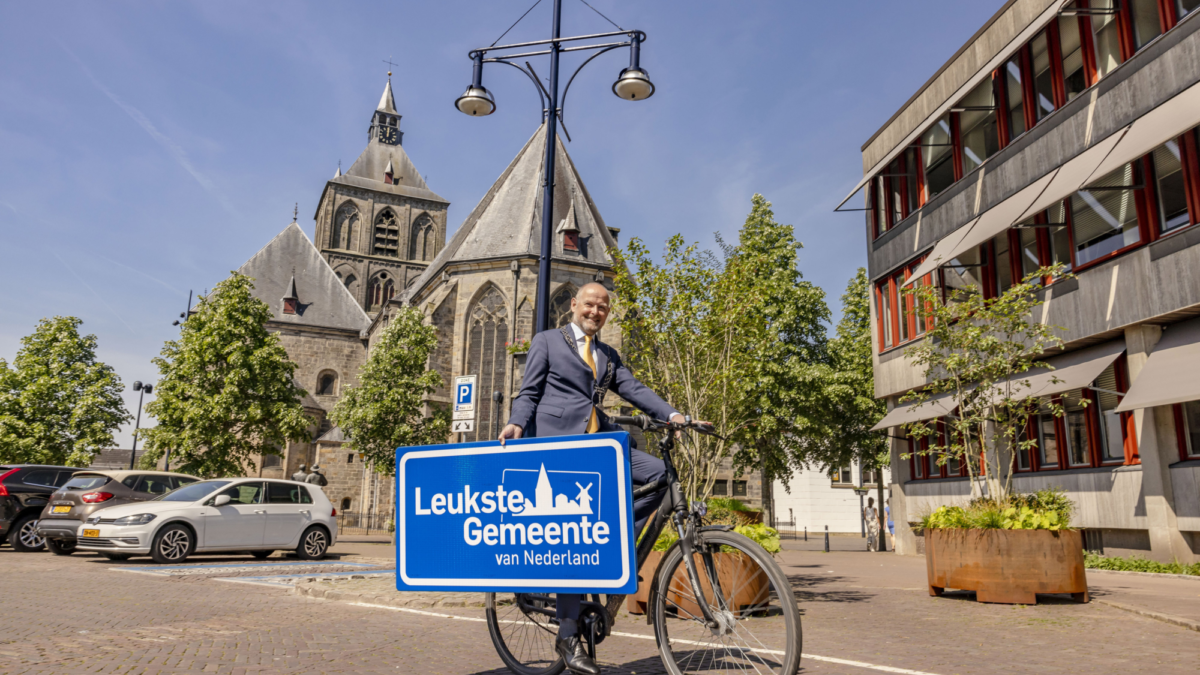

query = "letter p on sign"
[[454, 375, 476, 412]]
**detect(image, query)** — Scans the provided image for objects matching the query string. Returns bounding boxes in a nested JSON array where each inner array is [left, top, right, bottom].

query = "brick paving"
[[2, 545, 1199, 675]]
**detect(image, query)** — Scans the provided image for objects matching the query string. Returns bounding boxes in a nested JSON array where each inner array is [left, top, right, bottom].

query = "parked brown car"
[[36, 471, 200, 555]]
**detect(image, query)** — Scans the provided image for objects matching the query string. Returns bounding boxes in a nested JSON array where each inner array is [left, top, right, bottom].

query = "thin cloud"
[[49, 249, 138, 336], [98, 254, 185, 297], [58, 43, 238, 217]]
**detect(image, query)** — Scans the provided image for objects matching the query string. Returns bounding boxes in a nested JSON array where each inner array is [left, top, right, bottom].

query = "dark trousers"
[[557, 447, 666, 638]]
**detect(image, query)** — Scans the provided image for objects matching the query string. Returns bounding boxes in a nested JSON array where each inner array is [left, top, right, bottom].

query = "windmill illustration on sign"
[[508, 464, 598, 516]]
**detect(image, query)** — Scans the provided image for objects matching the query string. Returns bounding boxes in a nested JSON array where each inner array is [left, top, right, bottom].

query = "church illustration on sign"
[[509, 465, 598, 517]]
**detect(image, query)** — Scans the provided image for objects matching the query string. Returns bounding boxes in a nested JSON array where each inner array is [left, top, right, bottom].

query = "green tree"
[[612, 194, 830, 504], [797, 268, 887, 473], [0, 317, 131, 466], [329, 306, 450, 474], [902, 266, 1068, 501], [141, 273, 312, 478]]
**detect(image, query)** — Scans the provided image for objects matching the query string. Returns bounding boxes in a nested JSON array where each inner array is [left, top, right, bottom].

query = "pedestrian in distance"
[[886, 498, 895, 550], [498, 282, 705, 675], [292, 464, 308, 482], [863, 496, 880, 552], [305, 465, 328, 487]]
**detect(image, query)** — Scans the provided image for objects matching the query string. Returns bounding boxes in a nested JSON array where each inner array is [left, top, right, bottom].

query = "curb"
[[1095, 598, 1200, 632], [1086, 567, 1200, 582], [293, 581, 486, 609]]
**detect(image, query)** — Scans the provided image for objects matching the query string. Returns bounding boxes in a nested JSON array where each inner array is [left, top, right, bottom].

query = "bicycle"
[[485, 415, 802, 675]]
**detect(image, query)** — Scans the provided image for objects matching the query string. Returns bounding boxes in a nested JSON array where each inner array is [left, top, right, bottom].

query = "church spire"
[[377, 78, 397, 114]]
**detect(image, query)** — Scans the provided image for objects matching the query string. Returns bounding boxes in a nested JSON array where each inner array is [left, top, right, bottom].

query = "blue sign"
[[395, 432, 637, 594], [456, 382, 473, 407]]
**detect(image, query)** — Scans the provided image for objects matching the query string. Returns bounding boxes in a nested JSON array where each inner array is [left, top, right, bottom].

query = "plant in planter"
[[902, 266, 1089, 604]]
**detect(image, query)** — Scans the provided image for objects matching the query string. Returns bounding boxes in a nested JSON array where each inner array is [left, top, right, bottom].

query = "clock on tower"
[[379, 125, 399, 145]]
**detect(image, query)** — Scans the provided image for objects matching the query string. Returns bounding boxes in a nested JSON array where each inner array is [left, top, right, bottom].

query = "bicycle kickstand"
[[586, 619, 598, 661]]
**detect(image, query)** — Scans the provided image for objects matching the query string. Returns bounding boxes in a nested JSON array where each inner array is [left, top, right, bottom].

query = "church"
[[227, 79, 626, 516]]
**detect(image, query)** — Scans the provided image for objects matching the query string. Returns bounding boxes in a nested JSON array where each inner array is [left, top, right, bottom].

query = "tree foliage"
[[141, 273, 312, 478], [330, 306, 450, 475], [901, 266, 1068, 501], [612, 194, 830, 503], [0, 317, 131, 466]]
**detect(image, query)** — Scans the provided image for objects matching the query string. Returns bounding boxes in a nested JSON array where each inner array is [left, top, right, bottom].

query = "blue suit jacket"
[[508, 327, 678, 438]]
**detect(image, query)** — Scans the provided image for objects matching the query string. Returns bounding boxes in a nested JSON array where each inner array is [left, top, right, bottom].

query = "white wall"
[[772, 461, 892, 535]]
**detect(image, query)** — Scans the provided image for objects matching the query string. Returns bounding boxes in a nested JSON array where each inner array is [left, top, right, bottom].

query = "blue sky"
[[0, 1, 999, 447]]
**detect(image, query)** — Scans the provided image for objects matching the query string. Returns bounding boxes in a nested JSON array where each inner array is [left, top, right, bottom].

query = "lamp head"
[[456, 85, 496, 116], [132, 381, 142, 392], [612, 67, 655, 101], [143, 384, 153, 394]]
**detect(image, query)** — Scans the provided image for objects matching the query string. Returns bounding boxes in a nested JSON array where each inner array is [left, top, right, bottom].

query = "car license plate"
[[52, 505, 72, 514], [82, 529, 99, 538]]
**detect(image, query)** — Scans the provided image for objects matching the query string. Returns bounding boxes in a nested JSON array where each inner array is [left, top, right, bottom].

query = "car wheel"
[[251, 550, 274, 559], [151, 524, 194, 564], [10, 515, 46, 552], [45, 538, 77, 556], [104, 553, 133, 561], [296, 526, 329, 560]]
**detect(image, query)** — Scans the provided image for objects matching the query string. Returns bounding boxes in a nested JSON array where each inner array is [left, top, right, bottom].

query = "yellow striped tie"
[[583, 335, 600, 433]]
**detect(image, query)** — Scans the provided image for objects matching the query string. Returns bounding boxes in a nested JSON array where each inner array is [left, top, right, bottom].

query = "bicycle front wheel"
[[651, 529, 802, 675], [485, 593, 564, 675]]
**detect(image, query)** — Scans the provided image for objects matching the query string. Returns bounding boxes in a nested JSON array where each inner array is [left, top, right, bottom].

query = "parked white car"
[[75, 478, 338, 564]]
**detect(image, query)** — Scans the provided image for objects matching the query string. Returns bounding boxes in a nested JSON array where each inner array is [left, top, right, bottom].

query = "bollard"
[[804, 527, 808, 542], [824, 525, 829, 553]]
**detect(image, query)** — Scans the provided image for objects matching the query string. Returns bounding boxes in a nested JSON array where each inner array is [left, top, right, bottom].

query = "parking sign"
[[454, 375, 476, 413]]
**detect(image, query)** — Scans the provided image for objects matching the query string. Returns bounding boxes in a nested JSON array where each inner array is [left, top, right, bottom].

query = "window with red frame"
[[1013, 358, 1137, 473], [1174, 400, 1200, 460], [875, 258, 932, 352], [907, 419, 971, 480]]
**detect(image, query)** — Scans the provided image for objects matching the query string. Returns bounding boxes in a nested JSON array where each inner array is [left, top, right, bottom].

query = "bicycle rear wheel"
[[485, 593, 564, 675], [651, 530, 802, 675]]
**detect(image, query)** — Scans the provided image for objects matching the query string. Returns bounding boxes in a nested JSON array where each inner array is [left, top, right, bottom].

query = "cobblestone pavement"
[[2, 546, 1199, 675]]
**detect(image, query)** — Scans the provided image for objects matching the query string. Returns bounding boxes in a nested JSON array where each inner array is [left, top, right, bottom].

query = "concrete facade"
[[863, 5, 1200, 561], [772, 461, 892, 536]]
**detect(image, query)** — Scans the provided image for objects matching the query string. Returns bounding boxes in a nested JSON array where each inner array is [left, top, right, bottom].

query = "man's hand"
[[498, 424, 523, 446], [669, 413, 710, 439]]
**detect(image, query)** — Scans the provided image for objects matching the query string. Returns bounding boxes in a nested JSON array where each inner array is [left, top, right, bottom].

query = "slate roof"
[[316, 425, 347, 443], [237, 222, 370, 333], [401, 124, 618, 302]]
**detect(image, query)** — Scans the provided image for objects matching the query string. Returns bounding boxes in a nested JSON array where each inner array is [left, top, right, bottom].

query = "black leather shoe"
[[555, 636, 600, 675]]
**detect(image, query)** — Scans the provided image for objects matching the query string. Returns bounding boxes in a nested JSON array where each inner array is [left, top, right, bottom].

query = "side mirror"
[[213, 494, 231, 507]]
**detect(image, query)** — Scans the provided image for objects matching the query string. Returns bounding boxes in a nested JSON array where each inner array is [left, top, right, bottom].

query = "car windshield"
[[155, 480, 231, 502], [63, 476, 111, 490]]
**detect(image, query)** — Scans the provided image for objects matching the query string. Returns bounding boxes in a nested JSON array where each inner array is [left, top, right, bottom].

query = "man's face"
[[571, 285, 610, 335]]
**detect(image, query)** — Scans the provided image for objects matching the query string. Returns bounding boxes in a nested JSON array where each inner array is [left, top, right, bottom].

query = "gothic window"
[[430, 292, 455, 401], [373, 210, 400, 257], [465, 285, 509, 443], [333, 204, 359, 250], [262, 454, 282, 468], [343, 274, 356, 289], [367, 274, 395, 310], [550, 285, 577, 328], [316, 371, 338, 396], [409, 213, 436, 261]]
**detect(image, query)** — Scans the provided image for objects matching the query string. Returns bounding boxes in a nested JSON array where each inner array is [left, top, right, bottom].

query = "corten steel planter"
[[626, 550, 771, 616], [625, 550, 663, 614], [925, 528, 1089, 604]]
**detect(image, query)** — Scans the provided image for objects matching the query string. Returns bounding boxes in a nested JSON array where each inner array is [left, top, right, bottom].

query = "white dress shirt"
[[568, 322, 598, 377]]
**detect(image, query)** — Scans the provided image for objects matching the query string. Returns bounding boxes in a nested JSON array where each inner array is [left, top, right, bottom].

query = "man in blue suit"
[[499, 281, 690, 675]]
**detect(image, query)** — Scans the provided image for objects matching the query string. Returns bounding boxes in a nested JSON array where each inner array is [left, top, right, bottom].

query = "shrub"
[[1085, 552, 1200, 576], [651, 520, 781, 555], [920, 489, 1074, 531]]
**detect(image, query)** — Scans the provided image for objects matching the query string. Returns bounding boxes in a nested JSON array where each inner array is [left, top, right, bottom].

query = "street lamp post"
[[455, 0, 654, 332], [129, 381, 153, 470]]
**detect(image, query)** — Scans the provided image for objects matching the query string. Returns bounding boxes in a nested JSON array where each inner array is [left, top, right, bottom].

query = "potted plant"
[[921, 491, 1087, 604], [902, 266, 1088, 604]]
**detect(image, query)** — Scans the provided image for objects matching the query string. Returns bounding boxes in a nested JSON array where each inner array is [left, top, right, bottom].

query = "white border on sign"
[[398, 439, 631, 588]]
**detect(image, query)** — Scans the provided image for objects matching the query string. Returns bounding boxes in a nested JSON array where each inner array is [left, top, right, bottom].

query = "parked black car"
[[0, 465, 83, 552]]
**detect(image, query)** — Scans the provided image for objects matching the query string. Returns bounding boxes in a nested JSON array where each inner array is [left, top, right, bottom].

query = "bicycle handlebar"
[[611, 414, 719, 437]]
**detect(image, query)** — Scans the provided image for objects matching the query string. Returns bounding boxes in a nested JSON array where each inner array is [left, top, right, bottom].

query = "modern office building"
[[845, 0, 1200, 561]]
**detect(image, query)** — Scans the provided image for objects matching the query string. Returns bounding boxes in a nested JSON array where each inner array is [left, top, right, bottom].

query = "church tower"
[[314, 78, 450, 315]]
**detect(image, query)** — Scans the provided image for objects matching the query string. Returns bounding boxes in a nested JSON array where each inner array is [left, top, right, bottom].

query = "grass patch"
[[1085, 552, 1200, 576]]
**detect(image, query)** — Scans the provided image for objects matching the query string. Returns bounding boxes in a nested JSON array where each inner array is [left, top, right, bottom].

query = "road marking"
[[112, 561, 380, 576], [216, 569, 397, 588], [346, 602, 945, 675]]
